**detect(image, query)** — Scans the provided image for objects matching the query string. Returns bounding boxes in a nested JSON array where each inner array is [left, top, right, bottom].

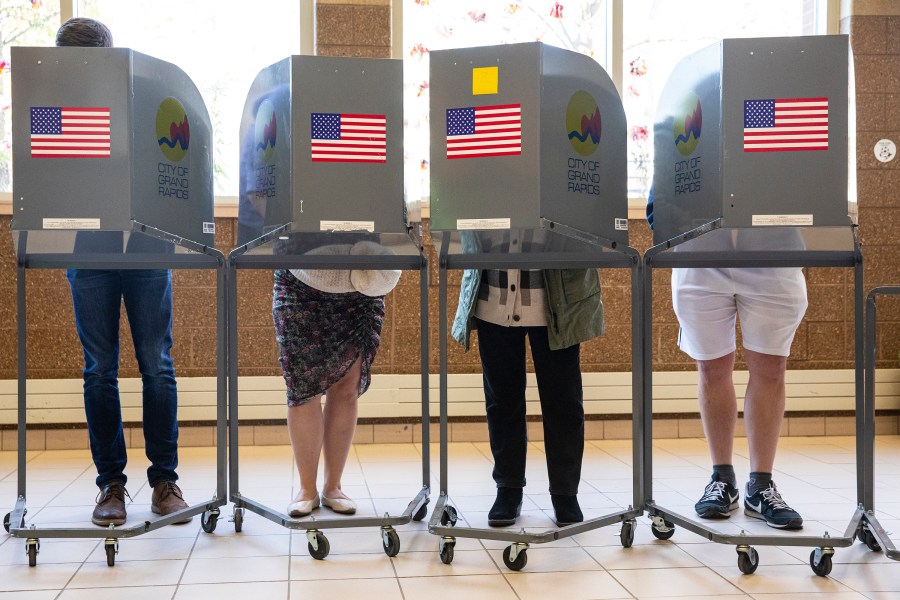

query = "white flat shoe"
[[287, 495, 320, 518], [321, 494, 357, 514]]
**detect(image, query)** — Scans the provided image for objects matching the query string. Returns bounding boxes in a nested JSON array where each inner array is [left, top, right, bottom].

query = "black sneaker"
[[743, 481, 803, 530], [488, 487, 523, 527], [694, 474, 740, 519]]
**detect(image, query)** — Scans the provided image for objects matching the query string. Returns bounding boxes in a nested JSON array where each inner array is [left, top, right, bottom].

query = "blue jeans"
[[474, 319, 584, 496], [66, 268, 179, 488]]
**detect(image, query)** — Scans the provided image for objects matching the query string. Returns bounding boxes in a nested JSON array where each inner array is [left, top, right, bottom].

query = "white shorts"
[[671, 267, 808, 361]]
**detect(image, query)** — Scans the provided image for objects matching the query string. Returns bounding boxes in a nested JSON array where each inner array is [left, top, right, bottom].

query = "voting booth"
[[11, 46, 215, 254], [429, 42, 629, 248], [641, 35, 864, 577], [427, 42, 642, 571], [236, 55, 408, 250], [650, 35, 855, 248], [229, 55, 429, 559], [5, 46, 225, 567]]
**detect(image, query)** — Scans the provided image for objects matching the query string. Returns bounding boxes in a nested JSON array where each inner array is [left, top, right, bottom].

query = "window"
[[77, 0, 302, 198], [0, 0, 62, 193], [402, 0, 609, 213]]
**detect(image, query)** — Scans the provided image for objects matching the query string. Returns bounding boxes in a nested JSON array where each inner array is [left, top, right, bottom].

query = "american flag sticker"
[[743, 97, 828, 152], [30, 107, 110, 158], [446, 103, 521, 159], [310, 113, 386, 163]]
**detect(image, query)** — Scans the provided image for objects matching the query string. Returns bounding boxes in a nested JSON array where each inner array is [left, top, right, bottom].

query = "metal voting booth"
[[642, 35, 864, 576], [863, 286, 900, 561], [230, 55, 430, 559], [429, 42, 643, 571], [5, 46, 227, 566]]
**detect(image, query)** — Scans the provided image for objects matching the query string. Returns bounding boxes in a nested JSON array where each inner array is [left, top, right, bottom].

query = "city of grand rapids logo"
[[255, 99, 277, 164], [156, 97, 189, 161], [674, 93, 701, 156], [566, 90, 601, 156]]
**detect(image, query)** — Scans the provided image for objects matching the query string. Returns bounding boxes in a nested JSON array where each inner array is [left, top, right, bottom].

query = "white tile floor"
[[1, 436, 899, 599]]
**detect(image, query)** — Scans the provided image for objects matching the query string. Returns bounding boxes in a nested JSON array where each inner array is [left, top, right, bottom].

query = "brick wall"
[[847, 2, 900, 369]]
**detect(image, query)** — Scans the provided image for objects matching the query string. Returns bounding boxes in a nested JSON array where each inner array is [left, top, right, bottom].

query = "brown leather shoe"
[[92, 481, 129, 527], [151, 480, 192, 524]]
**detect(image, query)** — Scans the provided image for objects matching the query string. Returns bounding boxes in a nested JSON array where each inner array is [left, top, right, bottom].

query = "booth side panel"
[[292, 57, 405, 234], [238, 58, 293, 246], [539, 44, 628, 246], [131, 51, 214, 247], [11, 47, 132, 232], [429, 44, 542, 232], [651, 42, 723, 245], [721, 36, 850, 229]]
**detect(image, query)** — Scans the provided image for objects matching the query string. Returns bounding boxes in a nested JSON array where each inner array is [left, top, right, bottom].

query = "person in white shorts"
[[673, 266, 808, 529]]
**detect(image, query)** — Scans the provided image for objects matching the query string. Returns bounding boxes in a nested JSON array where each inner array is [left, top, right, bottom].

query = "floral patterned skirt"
[[272, 269, 385, 406]]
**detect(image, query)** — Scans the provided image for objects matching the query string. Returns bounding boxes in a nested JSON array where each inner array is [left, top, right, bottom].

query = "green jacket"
[[451, 267, 604, 351]]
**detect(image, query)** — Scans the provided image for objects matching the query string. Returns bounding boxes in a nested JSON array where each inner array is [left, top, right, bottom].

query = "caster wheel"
[[620, 520, 635, 548], [3, 509, 23, 533], [502, 545, 528, 571], [412, 500, 429, 522], [105, 542, 117, 567], [382, 528, 401, 557], [308, 532, 330, 560], [737, 547, 759, 574], [440, 505, 458, 527], [27, 543, 37, 567], [809, 549, 833, 577], [863, 528, 882, 552], [651, 519, 675, 540], [439, 538, 455, 565], [233, 507, 244, 533], [201, 510, 218, 534]]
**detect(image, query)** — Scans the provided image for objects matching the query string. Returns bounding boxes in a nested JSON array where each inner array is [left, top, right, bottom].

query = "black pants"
[[475, 318, 584, 496]]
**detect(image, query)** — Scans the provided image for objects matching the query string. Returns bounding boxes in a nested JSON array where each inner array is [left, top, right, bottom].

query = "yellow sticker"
[[472, 66, 499, 95]]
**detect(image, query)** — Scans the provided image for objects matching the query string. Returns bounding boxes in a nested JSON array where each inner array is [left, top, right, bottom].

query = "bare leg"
[[697, 352, 737, 466], [322, 358, 362, 499], [742, 348, 787, 473], [287, 396, 324, 502]]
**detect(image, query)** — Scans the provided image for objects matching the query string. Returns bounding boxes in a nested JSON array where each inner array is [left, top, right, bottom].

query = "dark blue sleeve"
[[645, 187, 654, 230]]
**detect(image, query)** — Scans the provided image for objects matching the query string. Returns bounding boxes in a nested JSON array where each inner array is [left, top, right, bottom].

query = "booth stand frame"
[[3, 233, 228, 567], [640, 225, 866, 577], [859, 285, 900, 560], [431, 225, 644, 571], [226, 231, 431, 560]]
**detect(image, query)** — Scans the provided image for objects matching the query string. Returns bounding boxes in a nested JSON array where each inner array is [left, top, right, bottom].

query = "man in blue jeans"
[[58, 17, 190, 527]]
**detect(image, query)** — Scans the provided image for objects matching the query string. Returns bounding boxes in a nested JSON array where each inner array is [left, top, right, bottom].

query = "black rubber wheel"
[[439, 540, 455, 564], [233, 508, 244, 533], [620, 520, 635, 548], [200, 510, 218, 534], [3, 512, 9, 533], [412, 501, 429, 522], [502, 545, 528, 571], [27, 543, 37, 567], [737, 547, 759, 574], [863, 529, 882, 552], [308, 533, 330, 560], [810, 550, 833, 577], [105, 544, 116, 567], [651, 519, 675, 540], [383, 529, 401, 557], [440, 506, 458, 526]]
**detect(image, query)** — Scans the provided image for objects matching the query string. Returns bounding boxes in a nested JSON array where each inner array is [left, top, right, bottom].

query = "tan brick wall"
[[848, 8, 900, 369]]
